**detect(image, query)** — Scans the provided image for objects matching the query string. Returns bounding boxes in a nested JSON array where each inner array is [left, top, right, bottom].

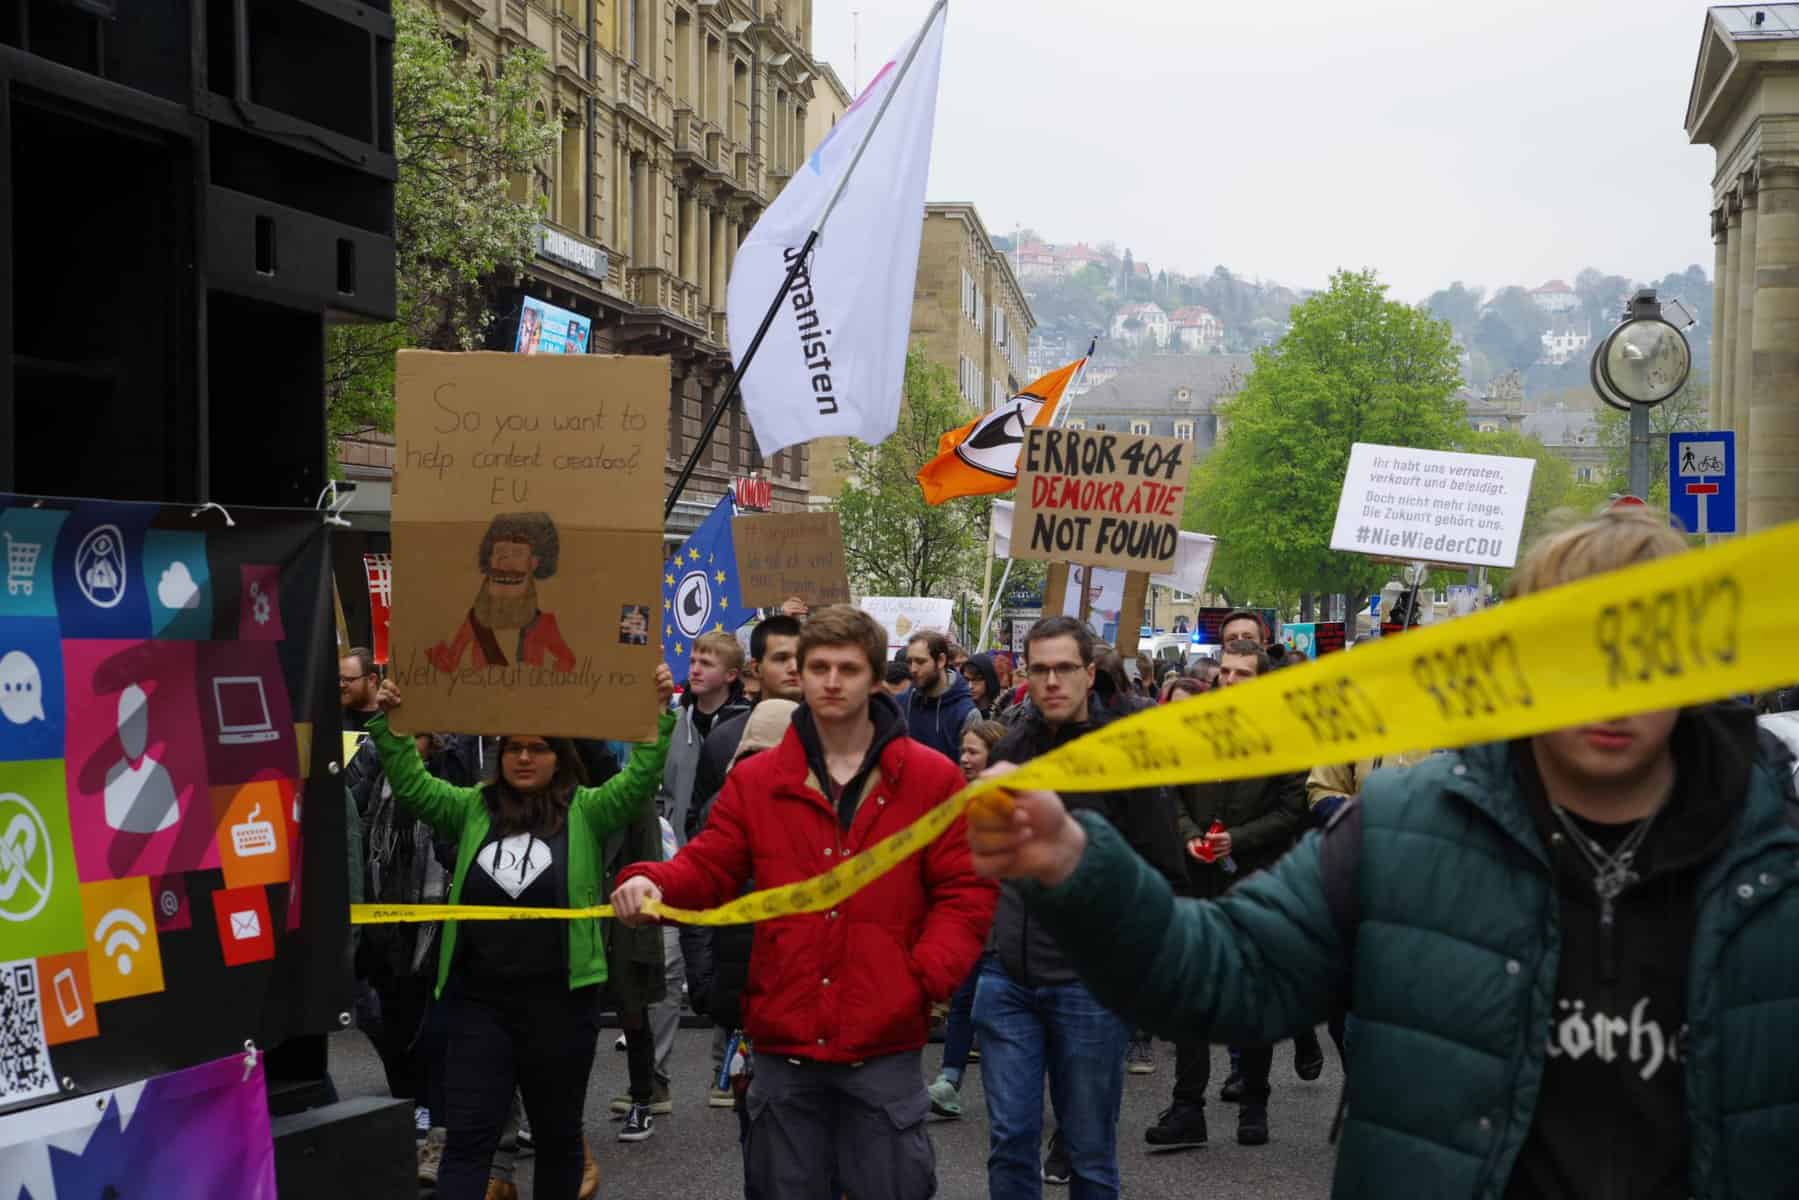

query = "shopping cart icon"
[[229, 802, 278, 858], [3, 533, 40, 598]]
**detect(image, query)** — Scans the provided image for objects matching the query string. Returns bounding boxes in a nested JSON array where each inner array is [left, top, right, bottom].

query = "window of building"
[[960, 269, 973, 320], [994, 307, 1006, 348], [626, 153, 642, 263], [1130, 419, 1150, 436], [1577, 466, 1595, 482], [559, 114, 583, 230], [674, 10, 693, 101], [1174, 420, 1193, 441], [992, 378, 1005, 410], [704, 35, 721, 125], [1479, 421, 1498, 433], [732, 60, 749, 143], [626, 0, 642, 63], [1066, 418, 1086, 430], [975, 286, 984, 332]]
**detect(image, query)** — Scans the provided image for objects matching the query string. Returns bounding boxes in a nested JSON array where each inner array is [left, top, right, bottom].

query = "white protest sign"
[[859, 596, 955, 651], [1330, 443, 1536, 569]]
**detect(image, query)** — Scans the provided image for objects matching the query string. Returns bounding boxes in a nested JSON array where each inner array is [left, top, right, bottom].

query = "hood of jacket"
[[903, 670, 977, 759], [792, 691, 909, 829]]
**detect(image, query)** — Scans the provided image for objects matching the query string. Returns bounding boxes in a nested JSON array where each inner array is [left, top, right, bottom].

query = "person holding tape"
[[367, 665, 676, 1200], [611, 605, 998, 1200], [967, 507, 1799, 1200]]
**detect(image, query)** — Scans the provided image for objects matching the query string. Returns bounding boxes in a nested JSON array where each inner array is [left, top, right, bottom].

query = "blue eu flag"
[[662, 494, 745, 680]]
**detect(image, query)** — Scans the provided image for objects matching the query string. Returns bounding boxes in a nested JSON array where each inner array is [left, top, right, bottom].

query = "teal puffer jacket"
[[1023, 722, 1799, 1200]]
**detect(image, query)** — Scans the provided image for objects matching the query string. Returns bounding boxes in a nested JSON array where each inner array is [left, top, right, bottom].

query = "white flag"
[[727, 5, 946, 457]]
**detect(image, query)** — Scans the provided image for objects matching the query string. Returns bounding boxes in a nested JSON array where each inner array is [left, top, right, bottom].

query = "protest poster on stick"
[[1012, 427, 1189, 574], [733, 512, 852, 607], [388, 351, 668, 741], [1329, 442, 1536, 570], [859, 596, 955, 651]]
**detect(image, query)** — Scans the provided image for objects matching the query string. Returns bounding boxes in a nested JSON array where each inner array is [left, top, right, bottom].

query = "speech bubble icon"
[[0, 651, 44, 725]]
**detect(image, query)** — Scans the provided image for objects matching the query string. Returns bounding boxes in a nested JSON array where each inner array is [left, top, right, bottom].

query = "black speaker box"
[[271, 1097, 416, 1199]]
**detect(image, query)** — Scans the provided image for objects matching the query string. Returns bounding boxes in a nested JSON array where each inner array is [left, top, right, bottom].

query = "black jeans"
[[1172, 1041, 1273, 1107], [436, 977, 601, 1200], [366, 972, 433, 1101]]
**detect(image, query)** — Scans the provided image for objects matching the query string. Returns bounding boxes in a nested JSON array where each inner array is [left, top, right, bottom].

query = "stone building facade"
[[1060, 354, 1251, 455], [347, 0, 836, 538], [1687, 5, 1799, 532]]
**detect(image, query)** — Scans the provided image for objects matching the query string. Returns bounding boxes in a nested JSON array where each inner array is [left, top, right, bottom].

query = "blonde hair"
[[693, 629, 745, 673], [1506, 508, 1690, 600]]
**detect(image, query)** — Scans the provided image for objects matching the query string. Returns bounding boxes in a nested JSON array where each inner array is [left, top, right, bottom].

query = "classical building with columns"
[[1687, 5, 1799, 532], [341, 0, 833, 539]]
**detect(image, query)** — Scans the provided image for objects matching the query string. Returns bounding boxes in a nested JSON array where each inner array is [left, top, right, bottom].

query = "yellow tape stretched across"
[[352, 519, 1799, 930]]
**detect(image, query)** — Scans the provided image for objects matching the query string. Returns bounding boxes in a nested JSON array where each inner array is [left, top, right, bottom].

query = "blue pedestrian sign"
[[1669, 431, 1735, 534]]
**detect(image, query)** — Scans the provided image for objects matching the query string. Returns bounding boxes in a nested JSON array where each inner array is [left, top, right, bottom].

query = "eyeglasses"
[[1024, 663, 1086, 682], [501, 741, 555, 759], [338, 675, 366, 685]]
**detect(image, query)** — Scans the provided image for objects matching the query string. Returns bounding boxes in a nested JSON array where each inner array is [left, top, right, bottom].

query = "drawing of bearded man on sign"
[[427, 512, 576, 672]]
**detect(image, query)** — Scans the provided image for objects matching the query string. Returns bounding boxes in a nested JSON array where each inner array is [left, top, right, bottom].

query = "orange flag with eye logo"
[[915, 356, 1086, 505]]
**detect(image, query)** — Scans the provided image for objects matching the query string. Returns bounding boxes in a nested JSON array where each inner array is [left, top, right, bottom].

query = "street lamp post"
[[1590, 288, 1693, 501]]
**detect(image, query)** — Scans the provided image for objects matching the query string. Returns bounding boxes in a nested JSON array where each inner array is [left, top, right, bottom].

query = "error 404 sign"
[[1012, 428, 1189, 573]]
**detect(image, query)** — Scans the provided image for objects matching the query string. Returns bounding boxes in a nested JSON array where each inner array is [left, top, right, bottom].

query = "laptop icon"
[[212, 676, 278, 745]]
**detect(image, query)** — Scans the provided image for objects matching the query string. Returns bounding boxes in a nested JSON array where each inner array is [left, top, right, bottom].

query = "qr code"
[[0, 959, 55, 1105]]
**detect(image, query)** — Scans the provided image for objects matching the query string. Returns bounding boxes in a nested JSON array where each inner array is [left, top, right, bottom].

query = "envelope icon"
[[229, 909, 262, 941]]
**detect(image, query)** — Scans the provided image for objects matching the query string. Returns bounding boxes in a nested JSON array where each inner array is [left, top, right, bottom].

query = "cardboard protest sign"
[[859, 597, 955, 651], [388, 352, 668, 741], [1012, 428, 1189, 573], [1329, 442, 1536, 570], [732, 512, 851, 607]]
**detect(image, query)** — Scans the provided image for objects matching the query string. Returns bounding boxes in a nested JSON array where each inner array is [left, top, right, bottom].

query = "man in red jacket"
[[613, 605, 997, 1200]]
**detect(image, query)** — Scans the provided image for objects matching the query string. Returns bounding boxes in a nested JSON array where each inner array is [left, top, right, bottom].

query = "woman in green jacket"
[[368, 667, 675, 1200]]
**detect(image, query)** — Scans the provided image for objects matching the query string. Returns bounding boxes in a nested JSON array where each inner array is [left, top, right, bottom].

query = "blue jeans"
[[940, 965, 980, 1080], [974, 961, 1131, 1200]]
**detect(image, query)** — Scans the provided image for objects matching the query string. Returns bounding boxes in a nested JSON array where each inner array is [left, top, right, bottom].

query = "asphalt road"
[[331, 1024, 1342, 1199]]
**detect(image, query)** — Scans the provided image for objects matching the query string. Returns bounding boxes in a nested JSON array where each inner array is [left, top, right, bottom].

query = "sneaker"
[[967, 1041, 981, 1063], [618, 1103, 655, 1142], [1126, 1038, 1156, 1075], [417, 1129, 446, 1185], [413, 1105, 431, 1140], [516, 1120, 534, 1152], [1238, 1103, 1270, 1146], [927, 1076, 963, 1119], [1145, 1103, 1209, 1152], [1220, 1070, 1245, 1103], [614, 1033, 628, 1052], [610, 1080, 672, 1116], [1294, 1031, 1325, 1082], [484, 1181, 520, 1200], [707, 1085, 736, 1108], [1042, 1130, 1071, 1186]]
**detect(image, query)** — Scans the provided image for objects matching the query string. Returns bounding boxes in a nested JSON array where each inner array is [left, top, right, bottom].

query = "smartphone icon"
[[53, 967, 83, 1028]]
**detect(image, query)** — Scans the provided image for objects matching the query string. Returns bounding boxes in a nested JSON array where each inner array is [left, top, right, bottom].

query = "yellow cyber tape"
[[351, 519, 1799, 930]]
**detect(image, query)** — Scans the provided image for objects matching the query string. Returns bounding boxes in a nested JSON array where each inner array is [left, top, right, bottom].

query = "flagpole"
[[663, 0, 951, 524], [976, 338, 1097, 650]]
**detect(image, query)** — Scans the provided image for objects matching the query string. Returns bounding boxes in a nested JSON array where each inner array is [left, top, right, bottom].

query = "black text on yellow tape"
[[352, 520, 1799, 930]]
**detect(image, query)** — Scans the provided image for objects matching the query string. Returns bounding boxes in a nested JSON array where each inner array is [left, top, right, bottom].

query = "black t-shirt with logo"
[[458, 825, 569, 982], [1503, 716, 1747, 1200]]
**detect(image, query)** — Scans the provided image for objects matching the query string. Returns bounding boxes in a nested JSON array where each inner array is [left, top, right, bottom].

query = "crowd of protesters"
[[339, 505, 1799, 1200]]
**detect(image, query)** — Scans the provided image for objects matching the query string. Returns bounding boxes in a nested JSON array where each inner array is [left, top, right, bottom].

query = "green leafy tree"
[[834, 350, 990, 601], [1455, 427, 1608, 590], [1186, 269, 1466, 609], [326, 0, 558, 449], [1473, 286, 1549, 373], [1423, 281, 1485, 338]]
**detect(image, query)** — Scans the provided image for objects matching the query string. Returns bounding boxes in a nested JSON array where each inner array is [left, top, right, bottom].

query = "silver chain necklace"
[[1549, 797, 1666, 930]]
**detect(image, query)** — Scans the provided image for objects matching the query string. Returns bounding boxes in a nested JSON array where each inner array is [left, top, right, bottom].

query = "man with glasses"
[[341, 647, 382, 732], [975, 616, 1185, 1198]]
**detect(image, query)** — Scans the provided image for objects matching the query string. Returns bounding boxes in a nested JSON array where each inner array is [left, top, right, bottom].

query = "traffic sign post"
[[1669, 431, 1736, 535]]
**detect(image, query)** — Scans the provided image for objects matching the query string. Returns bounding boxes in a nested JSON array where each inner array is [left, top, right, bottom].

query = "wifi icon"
[[79, 878, 164, 1002], [94, 908, 147, 975]]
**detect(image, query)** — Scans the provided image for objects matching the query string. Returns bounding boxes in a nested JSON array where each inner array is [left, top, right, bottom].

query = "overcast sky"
[[812, 0, 1721, 304]]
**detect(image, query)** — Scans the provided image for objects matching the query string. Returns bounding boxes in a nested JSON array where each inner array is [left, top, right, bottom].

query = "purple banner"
[[0, 1052, 276, 1199]]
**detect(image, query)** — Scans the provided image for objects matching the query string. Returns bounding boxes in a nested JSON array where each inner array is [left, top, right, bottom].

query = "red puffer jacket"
[[618, 700, 997, 1063]]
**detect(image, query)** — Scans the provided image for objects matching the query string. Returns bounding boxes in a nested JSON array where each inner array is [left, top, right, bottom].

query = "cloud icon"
[[0, 651, 45, 725], [157, 562, 201, 610]]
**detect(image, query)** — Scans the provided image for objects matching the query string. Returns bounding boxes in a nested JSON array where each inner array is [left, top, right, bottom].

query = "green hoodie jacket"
[[368, 710, 676, 997], [1020, 710, 1799, 1200]]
